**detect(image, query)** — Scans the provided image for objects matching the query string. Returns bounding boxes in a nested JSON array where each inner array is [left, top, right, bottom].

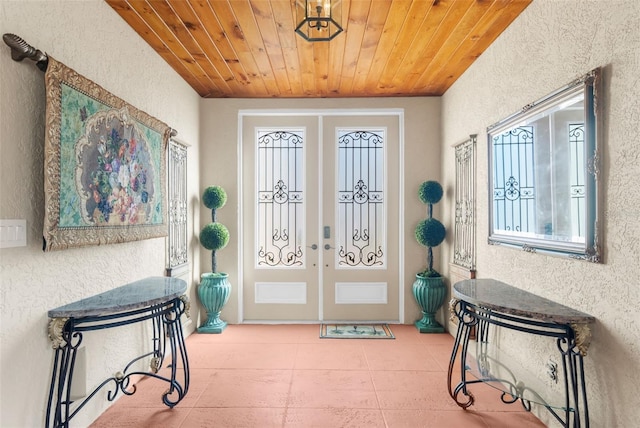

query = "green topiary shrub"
[[200, 222, 229, 251], [415, 218, 446, 248], [202, 185, 227, 211], [415, 180, 446, 277], [418, 180, 443, 205], [200, 185, 228, 273]]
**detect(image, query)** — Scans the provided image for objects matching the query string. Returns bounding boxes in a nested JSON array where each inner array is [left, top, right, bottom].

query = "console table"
[[46, 277, 190, 428], [448, 279, 595, 428]]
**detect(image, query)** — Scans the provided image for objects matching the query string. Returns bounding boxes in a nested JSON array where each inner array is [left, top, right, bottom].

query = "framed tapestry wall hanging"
[[43, 57, 171, 251]]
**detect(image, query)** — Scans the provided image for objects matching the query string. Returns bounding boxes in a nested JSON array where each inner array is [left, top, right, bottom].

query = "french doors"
[[241, 112, 400, 322]]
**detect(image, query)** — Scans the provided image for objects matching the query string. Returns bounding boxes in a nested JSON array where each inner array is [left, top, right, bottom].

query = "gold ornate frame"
[[43, 57, 170, 251]]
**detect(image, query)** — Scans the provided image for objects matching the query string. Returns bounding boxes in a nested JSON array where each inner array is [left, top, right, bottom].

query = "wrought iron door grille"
[[569, 123, 585, 238], [256, 130, 304, 267], [337, 130, 385, 267], [492, 126, 535, 233]]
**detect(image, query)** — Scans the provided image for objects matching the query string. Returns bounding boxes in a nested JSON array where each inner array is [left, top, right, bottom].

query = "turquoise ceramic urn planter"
[[197, 272, 231, 334], [412, 273, 445, 333], [413, 180, 447, 333]]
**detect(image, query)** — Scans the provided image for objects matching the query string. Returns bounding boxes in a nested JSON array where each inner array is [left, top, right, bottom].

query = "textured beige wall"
[[199, 97, 441, 325], [441, 1, 640, 426], [0, 1, 200, 426]]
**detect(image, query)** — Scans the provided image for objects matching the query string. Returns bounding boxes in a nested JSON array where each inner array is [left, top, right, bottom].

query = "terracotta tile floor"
[[90, 324, 546, 427]]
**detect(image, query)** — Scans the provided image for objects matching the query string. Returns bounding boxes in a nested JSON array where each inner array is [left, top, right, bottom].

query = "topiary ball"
[[415, 218, 446, 248], [418, 181, 443, 205], [202, 186, 227, 210], [200, 222, 229, 251]]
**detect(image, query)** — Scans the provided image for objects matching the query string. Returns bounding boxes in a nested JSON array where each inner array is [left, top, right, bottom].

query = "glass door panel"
[[256, 130, 305, 268], [242, 116, 319, 321], [322, 116, 400, 321], [241, 113, 400, 322], [336, 130, 386, 268]]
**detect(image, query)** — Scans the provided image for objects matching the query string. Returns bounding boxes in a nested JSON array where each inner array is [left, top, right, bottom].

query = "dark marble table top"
[[48, 277, 187, 318], [453, 279, 595, 324]]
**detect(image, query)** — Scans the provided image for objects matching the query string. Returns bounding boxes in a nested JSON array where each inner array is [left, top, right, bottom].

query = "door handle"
[[308, 244, 318, 250], [324, 244, 335, 250]]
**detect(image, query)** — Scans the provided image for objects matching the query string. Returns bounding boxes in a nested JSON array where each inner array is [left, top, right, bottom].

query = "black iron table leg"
[[448, 299, 475, 408], [45, 277, 190, 428], [447, 279, 594, 428]]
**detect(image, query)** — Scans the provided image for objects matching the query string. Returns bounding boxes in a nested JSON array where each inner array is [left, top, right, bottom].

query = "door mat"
[[320, 324, 394, 339]]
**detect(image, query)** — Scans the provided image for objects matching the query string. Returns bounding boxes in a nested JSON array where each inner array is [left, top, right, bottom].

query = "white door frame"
[[237, 108, 405, 323]]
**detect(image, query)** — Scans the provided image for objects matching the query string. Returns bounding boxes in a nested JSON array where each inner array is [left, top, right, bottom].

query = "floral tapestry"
[[43, 57, 170, 251]]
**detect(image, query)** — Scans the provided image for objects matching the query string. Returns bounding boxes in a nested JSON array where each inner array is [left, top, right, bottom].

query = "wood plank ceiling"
[[106, 0, 531, 98]]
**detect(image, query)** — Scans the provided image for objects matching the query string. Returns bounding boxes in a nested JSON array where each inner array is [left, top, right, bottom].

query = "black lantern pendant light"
[[295, 0, 343, 42]]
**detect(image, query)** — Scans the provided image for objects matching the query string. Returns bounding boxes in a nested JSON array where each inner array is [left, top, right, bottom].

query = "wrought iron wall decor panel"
[[256, 129, 305, 267], [487, 68, 602, 262], [166, 139, 188, 275], [453, 135, 477, 270], [337, 130, 385, 267]]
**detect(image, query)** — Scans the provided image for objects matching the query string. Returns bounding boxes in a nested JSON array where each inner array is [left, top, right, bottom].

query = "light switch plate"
[[0, 219, 27, 248]]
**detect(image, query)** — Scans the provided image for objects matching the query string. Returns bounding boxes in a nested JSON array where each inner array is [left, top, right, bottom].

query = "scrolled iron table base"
[[447, 279, 594, 428], [45, 277, 190, 428]]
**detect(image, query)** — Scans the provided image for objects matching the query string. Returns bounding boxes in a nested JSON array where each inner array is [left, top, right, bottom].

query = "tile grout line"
[[361, 342, 391, 428], [88, 325, 548, 427], [280, 340, 300, 428]]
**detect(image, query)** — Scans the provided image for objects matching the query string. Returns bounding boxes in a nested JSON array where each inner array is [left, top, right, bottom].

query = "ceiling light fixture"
[[295, 0, 343, 42]]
